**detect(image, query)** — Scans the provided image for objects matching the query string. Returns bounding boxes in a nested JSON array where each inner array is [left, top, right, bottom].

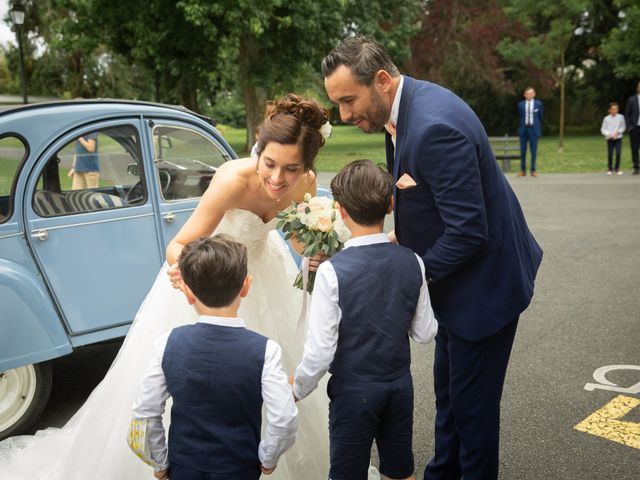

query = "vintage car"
[[0, 100, 243, 439]]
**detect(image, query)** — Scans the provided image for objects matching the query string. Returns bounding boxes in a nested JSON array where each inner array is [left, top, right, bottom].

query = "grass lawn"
[[218, 124, 624, 174]]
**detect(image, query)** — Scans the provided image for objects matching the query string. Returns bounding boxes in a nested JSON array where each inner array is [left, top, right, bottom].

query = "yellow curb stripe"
[[575, 395, 640, 450]]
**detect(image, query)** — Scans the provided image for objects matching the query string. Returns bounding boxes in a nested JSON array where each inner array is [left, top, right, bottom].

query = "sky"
[[0, 0, 17, 49]]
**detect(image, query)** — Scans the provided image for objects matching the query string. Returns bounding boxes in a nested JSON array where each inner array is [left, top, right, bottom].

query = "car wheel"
[[0, 362, 52, 440]]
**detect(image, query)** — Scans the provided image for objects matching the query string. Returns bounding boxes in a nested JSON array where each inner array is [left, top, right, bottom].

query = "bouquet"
[[277, 193, 351, 292]]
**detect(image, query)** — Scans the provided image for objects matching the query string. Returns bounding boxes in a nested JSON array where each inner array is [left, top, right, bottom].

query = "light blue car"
[[0, 100, 271, 438]]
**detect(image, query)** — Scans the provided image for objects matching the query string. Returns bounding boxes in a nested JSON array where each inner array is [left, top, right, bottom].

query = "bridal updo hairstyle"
[[255, 93, 329, 171]]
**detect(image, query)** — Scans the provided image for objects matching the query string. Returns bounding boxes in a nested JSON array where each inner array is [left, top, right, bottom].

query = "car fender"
[[0, 258, 72, 372]]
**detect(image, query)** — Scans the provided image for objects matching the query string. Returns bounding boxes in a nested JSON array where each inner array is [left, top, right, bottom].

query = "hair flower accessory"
[[319, 121, 332, 139]]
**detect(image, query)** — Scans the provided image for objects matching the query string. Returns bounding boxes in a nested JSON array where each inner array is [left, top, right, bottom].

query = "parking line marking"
[[575, 395, 640, 450]]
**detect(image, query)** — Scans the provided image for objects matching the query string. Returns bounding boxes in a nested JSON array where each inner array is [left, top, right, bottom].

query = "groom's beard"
[[359, 89, 390, 134]]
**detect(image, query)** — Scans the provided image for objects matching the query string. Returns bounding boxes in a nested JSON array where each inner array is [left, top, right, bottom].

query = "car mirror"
[[159, 135, 173, 150], [127, 163, 139, 177]]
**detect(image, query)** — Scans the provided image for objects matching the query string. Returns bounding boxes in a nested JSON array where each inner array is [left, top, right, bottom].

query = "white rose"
[[333, 215, 351, 243]]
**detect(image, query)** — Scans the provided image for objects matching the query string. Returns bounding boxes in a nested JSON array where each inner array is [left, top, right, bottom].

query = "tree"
[[601, 0, 640, 79], [177, 0, 422, 150], [406, 0, 537, 135], [498, 0, 589, 151]]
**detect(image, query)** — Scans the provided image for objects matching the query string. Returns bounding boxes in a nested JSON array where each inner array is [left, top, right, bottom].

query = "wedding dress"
[[0, 209, 379, 480]]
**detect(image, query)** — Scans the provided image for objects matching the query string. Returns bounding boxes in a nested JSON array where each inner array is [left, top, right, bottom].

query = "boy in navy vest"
[[128, 234, 298, 480], [293, 160, 438, 480]]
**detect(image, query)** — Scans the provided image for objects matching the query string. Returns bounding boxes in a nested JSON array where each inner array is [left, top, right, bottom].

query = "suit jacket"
[[518, 99, 543, 137], [625, 94, 640, 131], [386, 76, 543, 341]]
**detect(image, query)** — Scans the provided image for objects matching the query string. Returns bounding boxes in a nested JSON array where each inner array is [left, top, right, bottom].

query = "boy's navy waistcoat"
[[328, 242, 422, 381], [162, 323, 266, 475]]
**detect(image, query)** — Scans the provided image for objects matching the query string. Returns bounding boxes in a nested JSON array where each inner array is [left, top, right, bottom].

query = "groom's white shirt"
[[129, 315, 298, 471], [293, 233, 438, 401], [388, 75, 404, 148]]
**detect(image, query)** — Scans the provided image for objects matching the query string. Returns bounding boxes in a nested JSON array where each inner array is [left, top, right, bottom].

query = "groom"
[[322, 37, 543, 480]]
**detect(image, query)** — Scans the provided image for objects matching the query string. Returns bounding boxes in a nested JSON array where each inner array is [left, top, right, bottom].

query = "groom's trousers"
[[424, 318, 519, 480]]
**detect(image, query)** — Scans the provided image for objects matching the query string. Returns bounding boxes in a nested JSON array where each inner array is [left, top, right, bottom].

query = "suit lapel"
[[393, 76, 416, 182]]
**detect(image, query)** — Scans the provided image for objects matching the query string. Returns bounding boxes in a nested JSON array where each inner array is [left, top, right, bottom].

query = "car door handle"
[[163, 212, 176, 223], [31, 229, 49, 241]]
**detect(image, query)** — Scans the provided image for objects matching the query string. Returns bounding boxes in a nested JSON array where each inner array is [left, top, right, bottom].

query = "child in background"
[[601, 102, 627, 175]]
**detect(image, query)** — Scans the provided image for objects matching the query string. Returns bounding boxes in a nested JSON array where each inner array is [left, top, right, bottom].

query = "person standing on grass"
[[601, 102, 627, 175]]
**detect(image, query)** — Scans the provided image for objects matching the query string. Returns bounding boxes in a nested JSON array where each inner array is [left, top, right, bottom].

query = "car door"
[[24, 120, 165, 341], [144, 120, 234, 250]]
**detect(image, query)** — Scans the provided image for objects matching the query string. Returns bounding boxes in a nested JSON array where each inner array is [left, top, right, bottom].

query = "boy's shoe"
[[616, 170, 623, 175], [530, 171, 538, 177], [516, 171, 526, 177], [606, 170, 613, 175], [633, 168, 639, 175]]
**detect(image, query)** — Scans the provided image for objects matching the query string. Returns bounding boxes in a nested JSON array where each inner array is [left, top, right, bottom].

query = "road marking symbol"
[[575, 395, 640, 450], [584, 365, 640, 394]]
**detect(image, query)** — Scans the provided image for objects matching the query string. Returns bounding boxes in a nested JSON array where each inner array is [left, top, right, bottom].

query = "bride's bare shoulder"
[[210, 157, 256, 189]]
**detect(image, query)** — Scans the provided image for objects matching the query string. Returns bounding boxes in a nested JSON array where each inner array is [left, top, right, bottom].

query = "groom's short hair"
[[179, 234, 248, 308], [331, 159, 393, 226], [321, 36, 400, 86]]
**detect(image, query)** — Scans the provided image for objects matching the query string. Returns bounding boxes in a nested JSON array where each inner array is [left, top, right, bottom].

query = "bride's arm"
[[166, 163, 244, 266]]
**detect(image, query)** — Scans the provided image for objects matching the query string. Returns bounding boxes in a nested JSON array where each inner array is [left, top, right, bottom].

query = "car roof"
[[0, 99, 216, 126], [0, 99, 226, 161]]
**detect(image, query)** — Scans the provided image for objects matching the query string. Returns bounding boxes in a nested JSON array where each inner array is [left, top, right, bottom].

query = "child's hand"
[[261, 464, 276, 475], [308, 252, 328, 272], [67, 168, 75, 178], [154, 469, 169, 480], [167, 263, 183, 290], [288, 376, 300, 402]]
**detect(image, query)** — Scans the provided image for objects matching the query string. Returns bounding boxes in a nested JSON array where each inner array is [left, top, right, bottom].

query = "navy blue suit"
[[517, 99, 543, 173], [624, 94, 640, 171], [386, 76, 542, 480]]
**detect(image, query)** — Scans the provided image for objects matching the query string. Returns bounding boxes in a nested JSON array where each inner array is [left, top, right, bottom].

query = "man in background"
[[517, 87, 543, 177], [624, 80, 640, 175]]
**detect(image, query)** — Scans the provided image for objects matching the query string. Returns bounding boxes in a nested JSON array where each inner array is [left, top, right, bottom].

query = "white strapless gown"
[[0, 209, 379, 479]]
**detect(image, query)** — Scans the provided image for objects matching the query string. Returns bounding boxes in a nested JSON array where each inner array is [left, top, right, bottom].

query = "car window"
[[32, 126, 146, 217], [0, 135, 26, 223], [152, 125, 226, 201]]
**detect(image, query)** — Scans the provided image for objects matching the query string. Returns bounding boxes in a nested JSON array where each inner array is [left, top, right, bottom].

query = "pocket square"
[[396, 173, 418, 190]]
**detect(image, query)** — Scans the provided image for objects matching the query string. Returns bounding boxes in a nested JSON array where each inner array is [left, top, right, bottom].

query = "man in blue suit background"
[[322, 37, 543, 480], [517, 87, 543, 177]]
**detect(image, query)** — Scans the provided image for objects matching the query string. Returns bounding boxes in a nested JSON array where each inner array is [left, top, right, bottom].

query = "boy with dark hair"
[[128, 234, 298, 480], [293, 160, 438, 480], [600, 101, 626, 175]]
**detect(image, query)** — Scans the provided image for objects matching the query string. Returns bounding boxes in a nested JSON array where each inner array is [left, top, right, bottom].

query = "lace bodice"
[[214, 209, 280, 256]]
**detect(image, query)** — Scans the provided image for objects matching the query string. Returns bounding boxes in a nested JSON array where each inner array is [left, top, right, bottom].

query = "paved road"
[[36, 172, 640, 479]]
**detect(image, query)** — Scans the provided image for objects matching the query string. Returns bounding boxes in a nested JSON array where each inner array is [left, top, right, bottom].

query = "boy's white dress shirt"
[[128, 315, 298, 471], [293, 233, 438, 401], [601, 114, 627, 139]]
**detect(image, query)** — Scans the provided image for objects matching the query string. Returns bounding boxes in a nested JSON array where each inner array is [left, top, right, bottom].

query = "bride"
[[0, 94, 375, 479]]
